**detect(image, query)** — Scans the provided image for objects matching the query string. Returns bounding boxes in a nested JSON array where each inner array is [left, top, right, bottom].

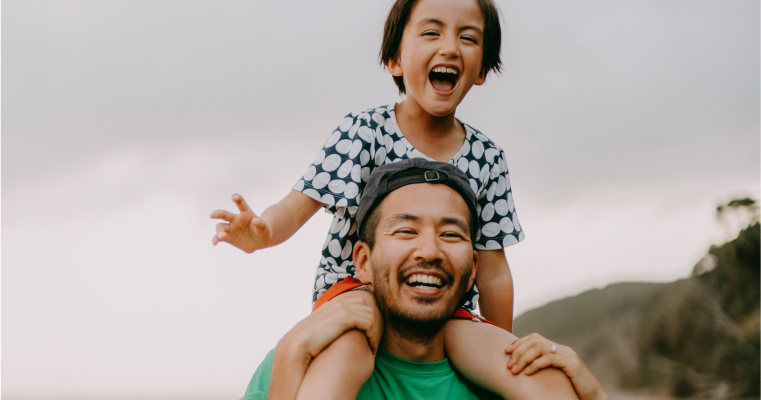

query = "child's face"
[[388, 0, 486, 117]]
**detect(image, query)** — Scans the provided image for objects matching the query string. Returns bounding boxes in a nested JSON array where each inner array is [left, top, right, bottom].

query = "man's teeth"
[[432, 67, 458, 75], [407, 274, 443, 287]]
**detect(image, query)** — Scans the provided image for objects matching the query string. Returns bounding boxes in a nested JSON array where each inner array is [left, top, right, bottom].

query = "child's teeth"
[[432, 67, 458, 74]]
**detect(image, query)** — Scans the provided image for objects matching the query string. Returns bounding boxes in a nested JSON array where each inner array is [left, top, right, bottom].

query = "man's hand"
[[269, 296, 379, 400], [506, 333, 609, 400], [211, 194, 272, 253], [289, 296, 379, 358]]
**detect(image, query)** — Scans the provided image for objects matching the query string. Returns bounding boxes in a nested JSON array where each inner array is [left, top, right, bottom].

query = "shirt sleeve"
[[239, 349, 275, 400], [292, 112, 378, 213], [474, 148, 525, 250]]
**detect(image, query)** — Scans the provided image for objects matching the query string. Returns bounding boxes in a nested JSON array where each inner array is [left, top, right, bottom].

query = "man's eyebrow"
[[385, 213, 419, 226], [416, 18, 483, 35]]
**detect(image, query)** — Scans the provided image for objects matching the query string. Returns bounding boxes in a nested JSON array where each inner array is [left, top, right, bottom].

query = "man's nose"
[[412, 230, 444, 262]]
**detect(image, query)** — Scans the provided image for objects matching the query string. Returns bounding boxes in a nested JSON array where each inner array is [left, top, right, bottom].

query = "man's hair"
[[358, 193, 478, 250], [359, 202, 384, 250], [379, 0, 503, 94]]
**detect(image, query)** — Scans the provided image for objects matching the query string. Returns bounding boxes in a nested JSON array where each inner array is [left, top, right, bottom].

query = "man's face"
[[356, 183, 478, 329]]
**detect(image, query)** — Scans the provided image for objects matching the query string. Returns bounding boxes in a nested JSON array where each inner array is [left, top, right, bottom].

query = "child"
[[212, 0, 526, 398]]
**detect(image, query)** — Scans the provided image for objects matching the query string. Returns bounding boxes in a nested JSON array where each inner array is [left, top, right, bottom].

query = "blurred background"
[[2, 1, 758, 399]]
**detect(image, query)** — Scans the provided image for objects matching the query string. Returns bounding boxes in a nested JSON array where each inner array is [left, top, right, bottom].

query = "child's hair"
[[379, 0, 503, 94]]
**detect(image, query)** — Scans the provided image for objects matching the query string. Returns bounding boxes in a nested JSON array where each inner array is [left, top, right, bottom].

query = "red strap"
[[451, 308, 504, 330], [312, 276, 364, 311]]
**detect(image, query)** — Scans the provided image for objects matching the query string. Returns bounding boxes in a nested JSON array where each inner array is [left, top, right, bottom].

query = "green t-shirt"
[[240, 347, 497, 400]]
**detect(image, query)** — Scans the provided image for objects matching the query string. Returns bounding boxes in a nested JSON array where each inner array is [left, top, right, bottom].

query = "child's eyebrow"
[[416, 18, 484, 36]]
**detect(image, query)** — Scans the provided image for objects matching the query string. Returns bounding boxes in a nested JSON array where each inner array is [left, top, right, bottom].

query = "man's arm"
[[475, 249, 514, 331]]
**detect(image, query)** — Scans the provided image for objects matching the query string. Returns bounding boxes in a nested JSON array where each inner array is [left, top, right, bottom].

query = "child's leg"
[[444, 319, 577, 399], [296, 289, 383, 400]]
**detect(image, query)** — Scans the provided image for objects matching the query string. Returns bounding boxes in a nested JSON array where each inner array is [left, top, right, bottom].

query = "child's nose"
[[438, 35, 460, 59]]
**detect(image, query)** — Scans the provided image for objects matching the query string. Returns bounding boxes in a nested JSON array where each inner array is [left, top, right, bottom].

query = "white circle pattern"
[[337, 160, 353, 178], [292, 106, 525, 312]]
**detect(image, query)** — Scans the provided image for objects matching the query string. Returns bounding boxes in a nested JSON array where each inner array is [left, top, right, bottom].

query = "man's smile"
[[400, 266, 453, 298]]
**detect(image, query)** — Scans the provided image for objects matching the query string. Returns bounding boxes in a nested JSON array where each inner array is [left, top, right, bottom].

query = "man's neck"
[[380, 322, 446, 363]]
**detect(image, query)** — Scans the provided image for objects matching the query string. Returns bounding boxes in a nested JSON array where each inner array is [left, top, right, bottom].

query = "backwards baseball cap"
[[357, 158, 479, 242]]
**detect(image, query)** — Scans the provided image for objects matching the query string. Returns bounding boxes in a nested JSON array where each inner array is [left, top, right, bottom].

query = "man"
[[241, 159, 580, 400]]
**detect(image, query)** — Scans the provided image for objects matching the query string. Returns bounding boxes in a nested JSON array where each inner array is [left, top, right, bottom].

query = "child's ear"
[[474, 71, 486, 86], [353, 241, 373, 284], [386, 58, 403, 77]]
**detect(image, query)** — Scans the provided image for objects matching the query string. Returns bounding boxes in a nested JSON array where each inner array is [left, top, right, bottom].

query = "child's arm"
[[211, 190, 323, 253], [475, 249, 514, 332]]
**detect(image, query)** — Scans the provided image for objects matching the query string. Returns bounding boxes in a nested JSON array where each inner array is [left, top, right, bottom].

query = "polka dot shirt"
[[293, 105, 524, 311]]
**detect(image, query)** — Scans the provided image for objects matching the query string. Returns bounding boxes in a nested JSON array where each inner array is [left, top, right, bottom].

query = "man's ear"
[[386, 58, 403, 77], [466, 250, 478, 292], [353, 241, 373, 284]]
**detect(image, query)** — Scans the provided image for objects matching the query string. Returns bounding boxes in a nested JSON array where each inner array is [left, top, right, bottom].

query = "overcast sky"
[[3, 1, 759, 399]]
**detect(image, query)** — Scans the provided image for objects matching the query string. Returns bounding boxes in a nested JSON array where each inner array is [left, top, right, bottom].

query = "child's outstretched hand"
[[210, 194, 272, 253]]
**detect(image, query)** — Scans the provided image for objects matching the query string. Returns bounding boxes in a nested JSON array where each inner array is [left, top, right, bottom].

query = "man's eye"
[[423, 31, 439, 37], [442, 232, 464, 239]]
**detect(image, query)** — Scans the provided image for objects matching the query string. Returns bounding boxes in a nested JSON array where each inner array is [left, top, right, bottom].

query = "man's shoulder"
[[239, 349, 275, 400], [238, 348, 497, 400]]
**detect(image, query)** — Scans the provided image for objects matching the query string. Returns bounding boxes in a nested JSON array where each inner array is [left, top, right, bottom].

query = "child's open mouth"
[[429, 66, 459, 93]]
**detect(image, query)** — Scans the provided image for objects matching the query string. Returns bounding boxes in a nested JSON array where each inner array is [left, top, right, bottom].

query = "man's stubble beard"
[[372, 256, 473, 344]]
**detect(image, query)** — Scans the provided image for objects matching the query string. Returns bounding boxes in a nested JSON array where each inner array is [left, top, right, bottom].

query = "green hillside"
[[514, 222, 760, 398]]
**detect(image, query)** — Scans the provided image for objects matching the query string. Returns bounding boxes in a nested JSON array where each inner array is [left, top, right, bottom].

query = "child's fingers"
[[232, 194, 252, 213], [251, 217, 269, 232], [210, 209, 237, 222], [216, 223, 229, 234]]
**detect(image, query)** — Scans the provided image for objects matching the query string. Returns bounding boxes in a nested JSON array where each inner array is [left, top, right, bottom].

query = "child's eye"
[[461, 36, 478, 44]]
